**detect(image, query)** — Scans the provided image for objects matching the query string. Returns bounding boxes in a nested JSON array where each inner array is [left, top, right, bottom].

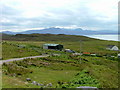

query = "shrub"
[[61, 84, 69, 88], [68, 70, 100, 88]]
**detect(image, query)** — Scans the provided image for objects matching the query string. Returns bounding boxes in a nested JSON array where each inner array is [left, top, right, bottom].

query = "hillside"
[[2, 33, 97, 41], [2, 33, 119, 88], [2, 33, 118, 55], [2, 54, 118, 88]]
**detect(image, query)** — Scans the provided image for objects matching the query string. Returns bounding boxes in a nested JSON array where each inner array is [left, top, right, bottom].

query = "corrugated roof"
[[43, 44, 60, 46], [107, 45, 116, 48]]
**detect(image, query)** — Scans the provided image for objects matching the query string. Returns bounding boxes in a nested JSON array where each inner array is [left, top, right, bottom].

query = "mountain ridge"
[[1, 27, 118, 35]]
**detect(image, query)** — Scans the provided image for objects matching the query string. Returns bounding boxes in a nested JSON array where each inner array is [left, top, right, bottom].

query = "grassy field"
[[2, 54, 118, 88], [2, 33, 119, 88], [2, 33, 119, 59]]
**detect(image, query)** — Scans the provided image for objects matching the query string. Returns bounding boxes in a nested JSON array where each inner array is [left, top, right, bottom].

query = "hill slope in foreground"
[[1, 33, 119, 88]]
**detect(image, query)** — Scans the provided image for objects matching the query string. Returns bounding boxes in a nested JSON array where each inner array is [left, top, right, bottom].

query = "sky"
[[0, 0, 119, 32]]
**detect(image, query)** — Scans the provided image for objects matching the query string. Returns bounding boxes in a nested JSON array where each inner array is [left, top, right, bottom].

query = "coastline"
[[83, 34, 119, 41]]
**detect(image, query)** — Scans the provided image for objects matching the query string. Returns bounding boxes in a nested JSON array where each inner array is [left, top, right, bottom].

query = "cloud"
[[0, 0, 118, 31]]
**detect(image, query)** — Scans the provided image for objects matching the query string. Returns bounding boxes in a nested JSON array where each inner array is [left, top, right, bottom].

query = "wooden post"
[[80, 40, 82, 64]]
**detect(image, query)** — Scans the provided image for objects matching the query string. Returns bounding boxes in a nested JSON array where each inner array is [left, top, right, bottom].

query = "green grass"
[[25, 67, 78, 87], [61, 69, 100, 88], [2, 42, 42, 60], [2, 57, 80, 88], [2, 33, 119, 88], [2, 34, 119, 58], [2, 54, 118, 88], [87, 65, 118, 88], [2, 75, 28, 88], [2, 41, 64, 60], [2, 40, 118, 60]]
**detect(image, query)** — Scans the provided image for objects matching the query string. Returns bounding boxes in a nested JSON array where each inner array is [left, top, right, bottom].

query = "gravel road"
[[0, 55, 49, 64]]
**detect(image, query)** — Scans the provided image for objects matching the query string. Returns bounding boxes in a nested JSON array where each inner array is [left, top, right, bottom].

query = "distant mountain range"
[[1, 27, 118, 35]]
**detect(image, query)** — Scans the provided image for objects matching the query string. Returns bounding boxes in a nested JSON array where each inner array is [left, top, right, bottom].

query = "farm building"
[[43, 44, 63, 51], [106, 45, 119, 51]]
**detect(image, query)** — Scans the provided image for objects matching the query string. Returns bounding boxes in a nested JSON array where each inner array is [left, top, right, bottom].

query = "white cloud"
[[0, 0, 119, 31]]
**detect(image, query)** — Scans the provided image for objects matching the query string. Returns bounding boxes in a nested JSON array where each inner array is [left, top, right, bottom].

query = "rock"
[[26, 78, 31, 81], [46, 84, 49, 87], [76, 86, 98, 90], [32, 81, 37, 85], [13, 73, 16, 77], [36, 83, 44, 86], [46, 83, 52, 87], [40, 84, 44, 86], [48, 83, 52, 87], [43, 86, 46, 88], [36, 83, 40, 86]]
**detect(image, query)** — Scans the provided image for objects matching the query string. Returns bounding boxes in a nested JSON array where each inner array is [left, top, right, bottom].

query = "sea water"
[[85, 34, 119, 41]]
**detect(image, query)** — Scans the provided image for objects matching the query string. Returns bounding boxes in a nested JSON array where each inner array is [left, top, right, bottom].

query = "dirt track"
[[0, 55, 49, 64]]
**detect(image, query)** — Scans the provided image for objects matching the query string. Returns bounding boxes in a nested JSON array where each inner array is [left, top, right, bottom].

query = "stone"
[[48, 83, 52, 87], [76, 86, 98, 90], [36, 83, 44, 86], [26, 78, 31, 81], [32, 81, 37, 85], [36, 83, 40, 86]]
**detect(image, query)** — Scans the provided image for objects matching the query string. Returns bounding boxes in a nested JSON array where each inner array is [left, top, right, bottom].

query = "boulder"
[[32, 81, 37, 85], [48, 83, 52, 87], [26, 78, 31, 81], [76, 86, 98, 90]]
